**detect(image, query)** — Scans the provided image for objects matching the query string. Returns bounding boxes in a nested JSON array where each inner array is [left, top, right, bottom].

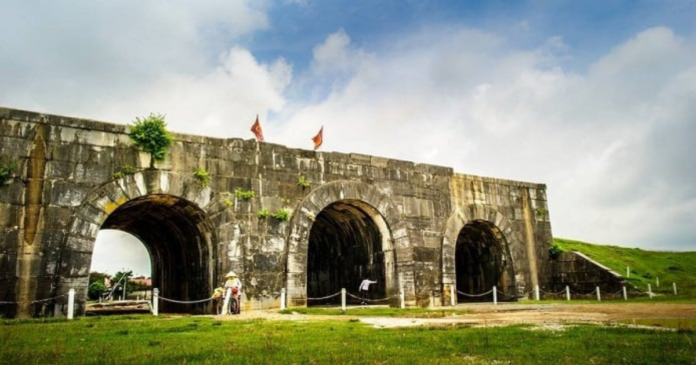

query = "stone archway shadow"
[[55, 169, 230, 315], [284, 180, 408, 307]]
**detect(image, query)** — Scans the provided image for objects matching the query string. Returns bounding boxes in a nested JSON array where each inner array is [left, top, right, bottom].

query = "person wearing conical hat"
[[223, 271, 242, 314]]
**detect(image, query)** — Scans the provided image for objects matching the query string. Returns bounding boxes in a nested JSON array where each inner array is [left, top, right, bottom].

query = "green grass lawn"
[[2, 315, 695, 365], [554, 238, 696, 297]]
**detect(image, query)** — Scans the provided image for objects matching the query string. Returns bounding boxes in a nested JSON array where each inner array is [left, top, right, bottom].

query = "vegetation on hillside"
[[553, 238, 696, 296]]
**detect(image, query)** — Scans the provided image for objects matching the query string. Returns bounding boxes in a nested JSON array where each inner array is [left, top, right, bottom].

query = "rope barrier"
[[0, 294, 67, 305], [456, 289, 493, 298], [306, 291, 342, 301], [345, 292, 393, 303], [538, 288, 567, 295], [158, 296, 214, 304]]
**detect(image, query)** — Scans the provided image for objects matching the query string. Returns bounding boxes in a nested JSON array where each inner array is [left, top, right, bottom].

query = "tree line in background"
[[87, 270, 152, 300]]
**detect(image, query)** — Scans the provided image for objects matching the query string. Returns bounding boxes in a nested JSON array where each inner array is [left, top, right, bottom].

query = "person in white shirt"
[[223, 271, 242, 314], [358, 278, 378, 305]]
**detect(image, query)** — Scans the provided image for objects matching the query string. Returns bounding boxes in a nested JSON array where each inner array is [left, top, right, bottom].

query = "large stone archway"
[[442, 205, 521, 304], [52, 170, 228, 315], [284, 180, 406, 306]]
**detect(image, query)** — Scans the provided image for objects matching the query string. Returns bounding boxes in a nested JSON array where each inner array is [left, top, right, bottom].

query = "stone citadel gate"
[[0, 108, 553, 318]]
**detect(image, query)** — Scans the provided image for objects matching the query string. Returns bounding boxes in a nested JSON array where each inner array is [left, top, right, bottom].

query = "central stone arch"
[[54, 170, 228, 315], [284, 180, 405, 306]]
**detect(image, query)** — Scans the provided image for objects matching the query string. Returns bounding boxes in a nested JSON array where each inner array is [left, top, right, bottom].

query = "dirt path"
[[212, 303, 696, 328]]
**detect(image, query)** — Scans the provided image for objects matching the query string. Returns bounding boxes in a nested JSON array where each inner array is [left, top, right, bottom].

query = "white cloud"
[[0, 0, 284, 137], [273, 27, 696, 250]]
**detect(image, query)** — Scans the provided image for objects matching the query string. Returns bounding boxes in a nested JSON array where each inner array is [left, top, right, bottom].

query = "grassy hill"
[[553, 238, 696, 297]]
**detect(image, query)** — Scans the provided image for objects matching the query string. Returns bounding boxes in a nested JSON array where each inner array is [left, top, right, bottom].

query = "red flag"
[[250, 115, 264, 142], [312, 126, 323, 150]]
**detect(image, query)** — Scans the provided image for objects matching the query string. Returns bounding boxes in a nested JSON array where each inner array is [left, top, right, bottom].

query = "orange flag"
[[312, 126, 323, 150], [250, 115, 264, 142]]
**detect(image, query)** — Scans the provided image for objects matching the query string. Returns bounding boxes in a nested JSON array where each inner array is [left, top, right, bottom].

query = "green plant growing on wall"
[[536, 207, 548, 219], [235, 188, 255, 200], [272, 208, 290, 222], [257, 208, 269, 219], [128, 113, 174, 168], [297, 175, 310, 189], [112, 165, 136, 179], [0, 160, 18, 185], [194, 167, 210, 188]]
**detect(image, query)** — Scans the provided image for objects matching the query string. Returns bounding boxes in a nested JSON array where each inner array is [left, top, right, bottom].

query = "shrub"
[[194, 167, 210, 188], [257, 209, 269, 219], [112, 165, 136, 179], [0, 160, 17, 185], [128, 113, 174, 168], [272, 208, 290, 222], [235, 189, 255, 200], [297, 175, 310, 189], [549, 243, 564, 259]]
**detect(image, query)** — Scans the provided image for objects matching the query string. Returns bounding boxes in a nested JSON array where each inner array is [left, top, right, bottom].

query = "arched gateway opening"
[[455, 220, 515, 302], [307, 200, 390, 306], [100, 194, 216, 313]]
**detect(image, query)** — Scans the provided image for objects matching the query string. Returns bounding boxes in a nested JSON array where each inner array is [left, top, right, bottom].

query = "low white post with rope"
[[622, 286, 627, 301], [596, 286, 601, 302], [400, 289, 405, 309], [492, 286, 497, 305], [534, 285, 540, 301], [565, 286, 570, 301], [341, 288, 346, 311], [673, 282, 678, 295], [648, 284, 653, 299], [152, 288, 159, 316], [67, 288, 75, 320], [280, 288, 286, 310], [450, 285, 455, 307]]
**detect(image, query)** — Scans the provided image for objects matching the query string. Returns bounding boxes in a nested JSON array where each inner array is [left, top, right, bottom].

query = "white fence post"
[[280, 288, 286, 310], [400, 289, 405, 309], [648, 284, 653, 299], [222, 288, 232, 315], [450, 285, 455, 307], [152, 288, 159, 316], [673, 283, 678, 295], [565, 286, 570, 301], [622, 286, 627, 301], [492, 286, 497, 305], [534, 285, 540, 301], [596, 286, 601, 302], [341, 288, 346, 311], [67, 288, 75, 320]]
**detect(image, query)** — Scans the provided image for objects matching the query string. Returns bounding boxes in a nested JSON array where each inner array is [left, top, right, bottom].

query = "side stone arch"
[[284, 180, 408, 306], [441, 204, 522, 302], [54, 169, 229, 315]]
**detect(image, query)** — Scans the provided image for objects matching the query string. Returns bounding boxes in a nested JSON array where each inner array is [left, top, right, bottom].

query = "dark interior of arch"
[[307, 201, 385, 305], [100, 194, 215, 313], [455, 220, 515, 302]]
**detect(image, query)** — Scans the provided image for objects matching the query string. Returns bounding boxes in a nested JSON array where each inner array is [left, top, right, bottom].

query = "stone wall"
[[0, 107, 554, 317], [550, 251, 625, 294]]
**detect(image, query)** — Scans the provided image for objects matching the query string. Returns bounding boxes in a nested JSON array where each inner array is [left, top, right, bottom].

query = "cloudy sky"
[[2, 1, 695, 275]]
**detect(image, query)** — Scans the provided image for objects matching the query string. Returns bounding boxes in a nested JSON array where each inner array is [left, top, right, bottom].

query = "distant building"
[[130, 276, 152, 287]]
